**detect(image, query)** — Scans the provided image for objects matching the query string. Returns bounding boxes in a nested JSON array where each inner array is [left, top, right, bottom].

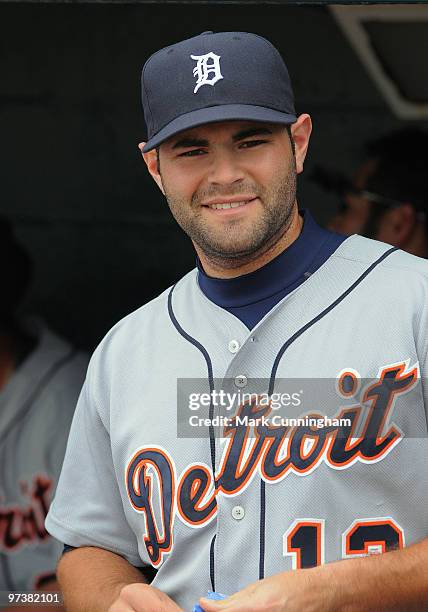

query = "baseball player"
[[0, 218, 88, 599], [323, 128, 428, 257], [46, 32, 428, 611]]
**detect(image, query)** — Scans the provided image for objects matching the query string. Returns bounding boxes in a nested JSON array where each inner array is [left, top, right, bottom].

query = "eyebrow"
[[172, 137, 208, 149], [232, 127, 273, 141], [171, 127, 273, 150]]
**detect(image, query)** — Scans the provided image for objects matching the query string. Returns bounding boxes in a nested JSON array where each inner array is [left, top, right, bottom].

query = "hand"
[[108, 583, 185, 612], [199, 567, 336, 612]]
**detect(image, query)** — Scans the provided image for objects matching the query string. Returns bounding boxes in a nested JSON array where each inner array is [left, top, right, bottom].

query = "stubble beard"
[[162, 159, 297, 269]]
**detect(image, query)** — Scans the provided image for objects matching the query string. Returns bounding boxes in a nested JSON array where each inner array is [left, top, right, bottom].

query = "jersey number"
[[284, 518, 404, 569]]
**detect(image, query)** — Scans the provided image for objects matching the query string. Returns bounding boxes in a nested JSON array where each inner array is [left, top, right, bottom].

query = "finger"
[[120, 584, 165, 611], [108, 600, 135, 612], [199, 597, 230, 610], [123, 583, 184, 611], [199, 595, 253, 612]]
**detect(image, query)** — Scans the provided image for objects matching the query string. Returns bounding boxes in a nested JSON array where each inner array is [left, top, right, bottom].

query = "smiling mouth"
[[209, 201, 249, 210], [202, 198, 257, 210]]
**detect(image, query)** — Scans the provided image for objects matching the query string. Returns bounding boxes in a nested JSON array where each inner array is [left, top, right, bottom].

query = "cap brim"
[[142, 104, 297, 152]]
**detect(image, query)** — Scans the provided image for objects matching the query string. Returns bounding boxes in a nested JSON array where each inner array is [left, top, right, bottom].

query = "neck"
[[0, 333, 16, 391], [0, 326, 37, 391], [195, 204, 303, 279]]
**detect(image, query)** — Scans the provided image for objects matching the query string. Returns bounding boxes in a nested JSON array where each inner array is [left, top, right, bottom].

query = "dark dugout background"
[[1, 2, 427, 350]]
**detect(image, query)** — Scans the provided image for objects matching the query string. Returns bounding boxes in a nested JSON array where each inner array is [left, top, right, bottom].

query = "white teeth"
[[209, 201, 249, 210]]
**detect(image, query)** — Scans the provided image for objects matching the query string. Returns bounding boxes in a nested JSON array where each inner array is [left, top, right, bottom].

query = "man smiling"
[[145, 120, 304, 278], [46, 32, 428, 611]]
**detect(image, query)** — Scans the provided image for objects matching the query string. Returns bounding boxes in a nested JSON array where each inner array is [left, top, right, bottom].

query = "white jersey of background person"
[[0, 320, 88, 591]]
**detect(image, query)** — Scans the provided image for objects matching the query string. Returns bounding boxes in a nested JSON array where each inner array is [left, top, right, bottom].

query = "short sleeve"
[[45, 369, 142, 567]]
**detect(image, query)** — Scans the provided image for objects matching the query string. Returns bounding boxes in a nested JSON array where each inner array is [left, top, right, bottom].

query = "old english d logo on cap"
[[191, 52, 223, 94], [141, 31, 297, 152]]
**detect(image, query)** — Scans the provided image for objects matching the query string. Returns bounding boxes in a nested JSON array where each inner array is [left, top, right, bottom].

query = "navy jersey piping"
[[167, 286, 217, 590], [167, 287, 216, 476], [269, 246, 399, 391], [210, 535, 216, 591]]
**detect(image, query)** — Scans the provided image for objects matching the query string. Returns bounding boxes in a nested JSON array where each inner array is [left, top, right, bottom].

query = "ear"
[[138, 142, 165, 194], [377, 203, 416, 246], [291, 114, 312, 174]]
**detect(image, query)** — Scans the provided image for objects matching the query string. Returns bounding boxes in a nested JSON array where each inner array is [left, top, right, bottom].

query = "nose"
[[207, 149, 245, 187]]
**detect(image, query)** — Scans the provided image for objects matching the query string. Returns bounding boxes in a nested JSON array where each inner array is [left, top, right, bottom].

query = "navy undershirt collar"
[[197, 209, 346, 312]]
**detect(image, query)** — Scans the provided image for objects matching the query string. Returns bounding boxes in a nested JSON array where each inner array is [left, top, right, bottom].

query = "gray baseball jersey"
[[46, 235, 428, 611], [0, 320, 88, 591]]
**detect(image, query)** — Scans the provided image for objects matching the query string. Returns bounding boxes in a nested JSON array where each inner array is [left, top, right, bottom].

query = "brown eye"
[[240, 140, 266, 148], [180, 149, 206, 157]]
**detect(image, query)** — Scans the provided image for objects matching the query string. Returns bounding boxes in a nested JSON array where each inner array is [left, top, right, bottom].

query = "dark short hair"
[[364, 128, 427, 212], [286, 124, 295, 155]]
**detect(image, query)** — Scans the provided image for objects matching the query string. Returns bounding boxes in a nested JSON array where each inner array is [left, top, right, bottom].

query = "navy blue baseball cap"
[[141, 31, 297, 152]]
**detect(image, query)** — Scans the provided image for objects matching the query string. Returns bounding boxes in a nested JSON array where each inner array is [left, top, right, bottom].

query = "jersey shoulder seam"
[[331, 252, 428, 279]]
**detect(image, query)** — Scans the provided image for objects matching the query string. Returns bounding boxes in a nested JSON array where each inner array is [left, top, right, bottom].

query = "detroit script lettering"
[[126, 362, 418, 566]]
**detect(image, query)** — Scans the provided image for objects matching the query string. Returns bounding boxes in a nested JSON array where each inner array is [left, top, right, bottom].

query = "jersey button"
[[234, 375, 247, 388], [228, 339, 240, 354], [232, 505, 245, 520]]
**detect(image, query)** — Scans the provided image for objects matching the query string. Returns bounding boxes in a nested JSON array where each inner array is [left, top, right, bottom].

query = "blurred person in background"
[[314, 128, 428, 258], [0, 217, 88, 605]]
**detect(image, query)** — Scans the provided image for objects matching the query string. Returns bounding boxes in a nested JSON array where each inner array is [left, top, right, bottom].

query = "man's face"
[[151, 121, 297, 260]]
